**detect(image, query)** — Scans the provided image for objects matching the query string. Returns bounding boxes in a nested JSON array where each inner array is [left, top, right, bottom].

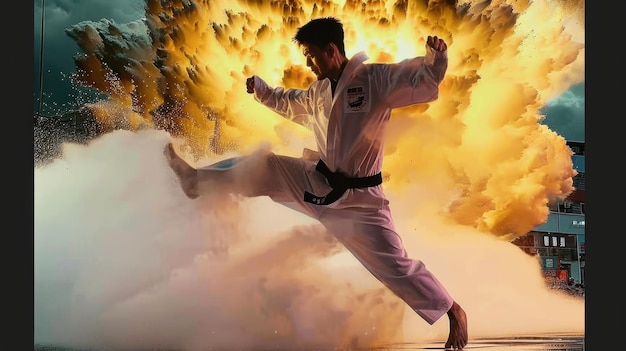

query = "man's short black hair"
[[293, 17, 346, 56]]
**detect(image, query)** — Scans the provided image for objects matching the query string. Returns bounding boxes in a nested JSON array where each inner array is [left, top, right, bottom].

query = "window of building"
[[544, 236, 550, 246], [574, 173, 585, 190], [555, 199, 584, 214], [560, 237, 565, 247], [567, 141, 585, 155]]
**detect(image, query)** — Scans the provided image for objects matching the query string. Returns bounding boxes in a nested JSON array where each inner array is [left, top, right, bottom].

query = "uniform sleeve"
[[374, 44, 448, 109], [252, 75, 314, 128]]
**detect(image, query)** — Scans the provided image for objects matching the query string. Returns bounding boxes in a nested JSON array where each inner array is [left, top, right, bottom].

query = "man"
[[164, 17, 468, 349]]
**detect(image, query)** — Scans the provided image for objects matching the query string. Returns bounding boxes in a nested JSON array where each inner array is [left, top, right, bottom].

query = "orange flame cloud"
[[66, 0, 584, 238]]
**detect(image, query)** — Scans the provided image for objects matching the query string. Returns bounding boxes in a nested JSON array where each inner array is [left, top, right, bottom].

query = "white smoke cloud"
[[34, 130, 583, 350]]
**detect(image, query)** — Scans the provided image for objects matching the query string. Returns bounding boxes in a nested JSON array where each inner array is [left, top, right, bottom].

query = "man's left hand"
[[427, 35, 447, 52]]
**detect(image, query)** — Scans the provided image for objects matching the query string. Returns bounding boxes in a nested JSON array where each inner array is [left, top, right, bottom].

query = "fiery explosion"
[[65, 0, 584, 239]]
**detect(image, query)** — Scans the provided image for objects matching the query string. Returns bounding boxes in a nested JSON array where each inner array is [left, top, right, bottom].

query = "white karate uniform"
[[198, 44, 453, 324]]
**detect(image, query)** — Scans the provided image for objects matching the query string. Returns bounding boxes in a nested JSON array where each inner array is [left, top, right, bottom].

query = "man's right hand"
[[246, 76, 255, 94]]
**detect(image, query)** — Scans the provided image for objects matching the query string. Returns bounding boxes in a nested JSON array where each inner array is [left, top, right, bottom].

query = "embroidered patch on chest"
[[345, 86, 368, 112]]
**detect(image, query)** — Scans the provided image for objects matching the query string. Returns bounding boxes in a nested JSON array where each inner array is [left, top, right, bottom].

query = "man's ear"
[[326, 42, 338, 56]]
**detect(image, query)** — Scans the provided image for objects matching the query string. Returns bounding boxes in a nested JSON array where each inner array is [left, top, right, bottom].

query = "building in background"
[[512, 141, 585, 285]]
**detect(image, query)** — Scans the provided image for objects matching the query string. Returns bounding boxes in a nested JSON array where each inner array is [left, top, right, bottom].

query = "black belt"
[[303, 160, 382, 206]]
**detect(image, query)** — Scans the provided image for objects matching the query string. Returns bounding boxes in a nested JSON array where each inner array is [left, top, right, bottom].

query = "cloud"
[[34, 130, 584, 350], [34, 0, 145, 115], [34, 0, 584, 146]]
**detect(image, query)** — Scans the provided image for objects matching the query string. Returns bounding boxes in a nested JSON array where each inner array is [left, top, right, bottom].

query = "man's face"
[[302, 43, 332, 80]]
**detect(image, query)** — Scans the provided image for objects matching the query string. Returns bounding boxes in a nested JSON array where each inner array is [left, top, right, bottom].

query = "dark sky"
[[33, 0, 584, 143], [33, 0, 146, 116], [540, 83, 585, 143]]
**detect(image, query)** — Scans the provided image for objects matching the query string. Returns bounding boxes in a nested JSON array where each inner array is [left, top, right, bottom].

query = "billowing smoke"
[[63, 0, 584, 238], [35, 0, 584, 349]]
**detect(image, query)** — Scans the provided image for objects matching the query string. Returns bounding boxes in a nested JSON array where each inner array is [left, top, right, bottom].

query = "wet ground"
[[371, 334, 584, 350], [34, 334, 585, 351]]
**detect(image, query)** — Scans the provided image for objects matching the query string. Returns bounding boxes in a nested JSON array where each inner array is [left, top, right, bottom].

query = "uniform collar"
[[330, 52, 369, 102]]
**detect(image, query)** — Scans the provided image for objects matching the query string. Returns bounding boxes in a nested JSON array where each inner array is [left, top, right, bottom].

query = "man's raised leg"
[[163, 143, 199, 199], [164, 142, 277, 200]]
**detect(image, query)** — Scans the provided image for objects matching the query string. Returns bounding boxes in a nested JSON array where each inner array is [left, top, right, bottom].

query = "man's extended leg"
[[320, 206, 468, 350], [164, 143, 199, 198], [164, 142, 276, 200], [163, 142, 324, 219]]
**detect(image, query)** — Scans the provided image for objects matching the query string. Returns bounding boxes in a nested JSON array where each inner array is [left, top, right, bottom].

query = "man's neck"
[[329, 59, 349, 82]]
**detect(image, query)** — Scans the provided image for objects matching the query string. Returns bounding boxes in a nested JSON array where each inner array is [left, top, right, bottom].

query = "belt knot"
[[303, 160, 382, 206]]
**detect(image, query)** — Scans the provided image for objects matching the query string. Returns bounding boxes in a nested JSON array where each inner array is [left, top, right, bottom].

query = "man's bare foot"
[[445, 301, 468, 350], [163, 143, 199, 199]]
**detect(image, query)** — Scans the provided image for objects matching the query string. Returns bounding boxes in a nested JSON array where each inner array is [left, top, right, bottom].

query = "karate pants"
[[197, 151, 453, 325]]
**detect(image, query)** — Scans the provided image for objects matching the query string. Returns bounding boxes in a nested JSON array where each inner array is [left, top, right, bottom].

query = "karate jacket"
[[251, 45, 448, 209]]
